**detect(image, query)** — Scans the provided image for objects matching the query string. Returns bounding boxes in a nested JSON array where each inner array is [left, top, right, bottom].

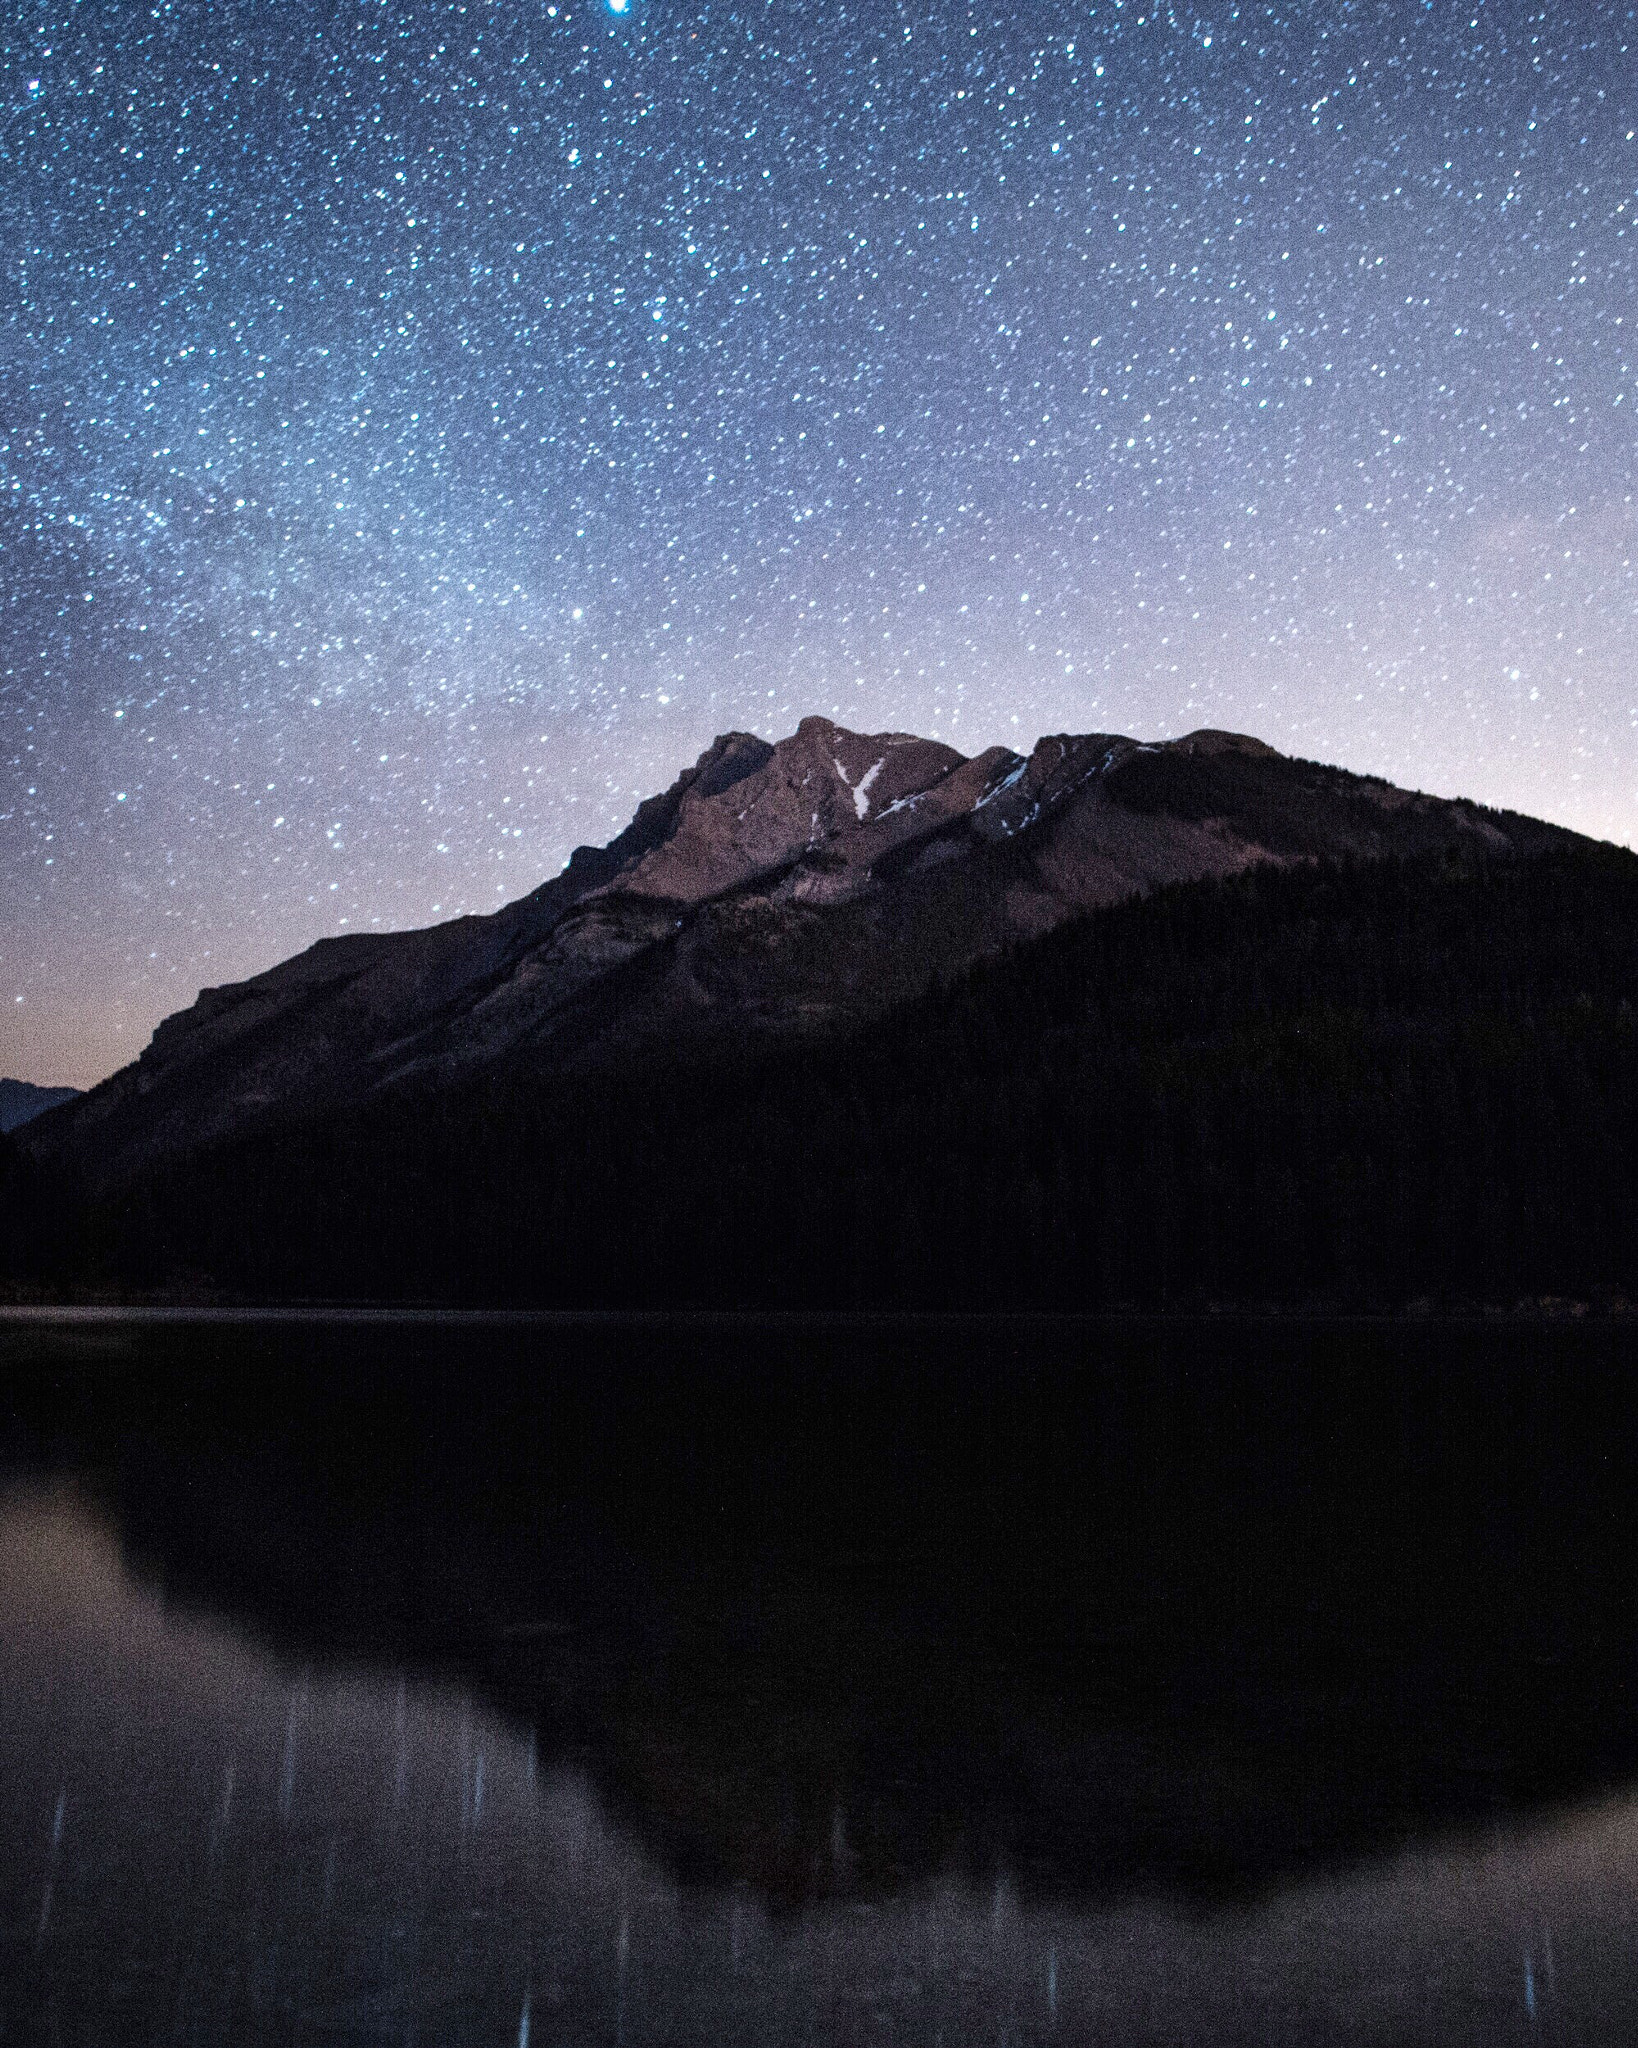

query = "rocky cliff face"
[[26, 717, 1568, 1192]]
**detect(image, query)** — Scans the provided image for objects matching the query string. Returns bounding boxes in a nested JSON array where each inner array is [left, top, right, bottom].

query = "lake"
[[3, 1313, 1637, 2044]]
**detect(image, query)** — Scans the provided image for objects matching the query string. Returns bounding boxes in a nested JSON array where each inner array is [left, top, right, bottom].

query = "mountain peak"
[[604, 717, 972, 903]]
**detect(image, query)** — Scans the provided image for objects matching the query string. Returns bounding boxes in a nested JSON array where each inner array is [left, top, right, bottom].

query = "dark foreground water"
[[4, 1315, 1638, 2045]]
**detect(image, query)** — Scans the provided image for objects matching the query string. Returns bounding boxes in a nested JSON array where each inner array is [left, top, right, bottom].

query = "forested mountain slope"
[[33, 843, 1638, 1310]]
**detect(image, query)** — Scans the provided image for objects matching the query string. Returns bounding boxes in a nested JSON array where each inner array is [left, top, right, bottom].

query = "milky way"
[[2, 0, 1635, 1083]]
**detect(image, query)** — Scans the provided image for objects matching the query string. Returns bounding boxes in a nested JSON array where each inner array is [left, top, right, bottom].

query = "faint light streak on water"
[[279, 1684, 301, 1823], [617, 1903, 631, 2045], [209, 1758, 236, 1863], [35, 1783, 66, 1946], [392, 1674, 408, 1814]]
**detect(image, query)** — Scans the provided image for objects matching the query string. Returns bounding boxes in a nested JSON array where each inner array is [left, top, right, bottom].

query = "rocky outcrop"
[[25, 718, 1571, 1193]]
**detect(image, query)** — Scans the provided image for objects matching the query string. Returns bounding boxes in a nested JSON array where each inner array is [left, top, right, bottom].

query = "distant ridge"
[[23, 717, 1574, 1197], [0, 1079, 81, 1134]]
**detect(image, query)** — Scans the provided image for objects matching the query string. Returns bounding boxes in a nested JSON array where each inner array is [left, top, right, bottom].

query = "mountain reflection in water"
[[4, 1316, 1638, 2044]]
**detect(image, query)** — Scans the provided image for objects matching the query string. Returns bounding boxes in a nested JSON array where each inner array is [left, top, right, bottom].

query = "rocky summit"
[[25, 717, 1570, 1192]]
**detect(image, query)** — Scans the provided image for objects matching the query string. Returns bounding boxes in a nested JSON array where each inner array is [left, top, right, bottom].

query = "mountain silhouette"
[[22, 719, 1572, 1197]]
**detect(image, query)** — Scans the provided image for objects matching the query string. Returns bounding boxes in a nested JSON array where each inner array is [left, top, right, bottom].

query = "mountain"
[[22, 717, 1570, 1197], [0, 1079, 81, 1134], [13, 715, 1635, 1313]]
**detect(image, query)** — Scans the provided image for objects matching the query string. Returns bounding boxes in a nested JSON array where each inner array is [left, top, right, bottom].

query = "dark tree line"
[[0, 1128, 61, 1297], [16, 842, 1638, 1308]]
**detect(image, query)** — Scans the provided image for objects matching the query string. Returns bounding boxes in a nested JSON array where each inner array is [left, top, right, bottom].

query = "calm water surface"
[[3, 1316, 1637, 2044]]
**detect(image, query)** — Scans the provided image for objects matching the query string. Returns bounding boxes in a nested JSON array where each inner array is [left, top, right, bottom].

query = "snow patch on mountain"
[[835, 754, 887, 821]]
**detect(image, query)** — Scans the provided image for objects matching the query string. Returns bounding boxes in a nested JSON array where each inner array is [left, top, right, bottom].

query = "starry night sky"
[[2, 0, 1635, 1084]]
